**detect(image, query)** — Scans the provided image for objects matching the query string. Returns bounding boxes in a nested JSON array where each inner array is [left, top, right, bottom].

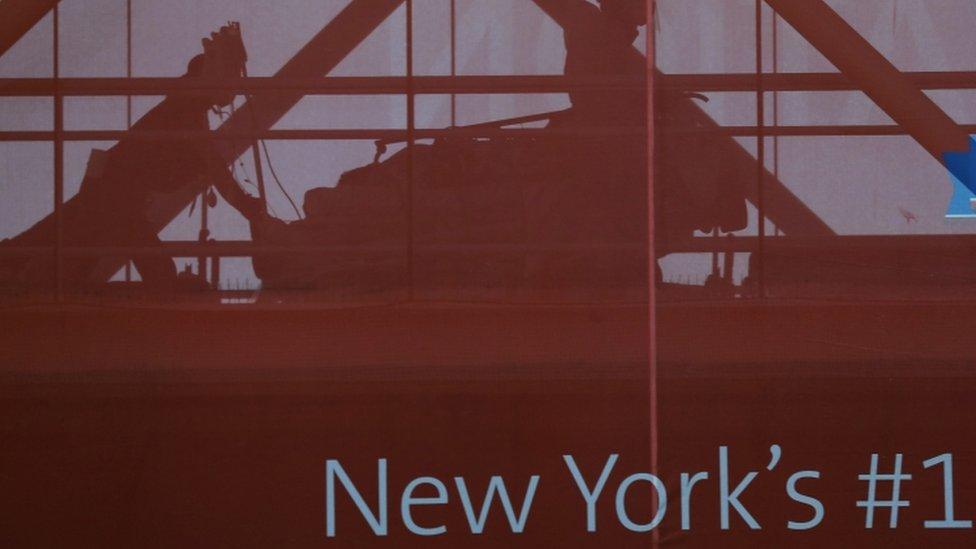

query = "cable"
[[217, 101, 283, 219], [237, 57, 302, 219], [259, 138, 303, 219]]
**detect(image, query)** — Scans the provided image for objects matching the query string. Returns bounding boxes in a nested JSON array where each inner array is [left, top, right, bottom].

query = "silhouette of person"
[[518, 1, 649, 293], [2, 29, 263, 292], [531, 0, 747, 262], [84, 52, 263, 287], [533, 0, 648, 127]]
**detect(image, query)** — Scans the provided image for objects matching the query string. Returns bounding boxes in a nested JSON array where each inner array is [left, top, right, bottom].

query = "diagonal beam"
[[142, 0, 405, 234], [215, 0, 404, 158], [665, 86, 834, 236], [765, 0, 970, 163], [0, 0, 60, 59]]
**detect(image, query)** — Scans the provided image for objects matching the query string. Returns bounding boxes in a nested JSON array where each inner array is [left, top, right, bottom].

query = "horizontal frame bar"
[[6, 124, 976, 142], [4, 235, 976, 258], [3, 72, 976, 97], [0, 127, 648, 142], [0, 241, 645, 258]]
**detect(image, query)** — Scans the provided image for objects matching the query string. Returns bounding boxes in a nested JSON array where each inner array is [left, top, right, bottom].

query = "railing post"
[[53, 4, 63, 301]]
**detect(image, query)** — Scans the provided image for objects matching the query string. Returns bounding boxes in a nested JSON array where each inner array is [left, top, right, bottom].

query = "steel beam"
[[214, 0, 404, 155], [0, 0, 60, 59], [765, 0, 971, 162], [664, 84, 835, 236], [9, 72, 976, 96]]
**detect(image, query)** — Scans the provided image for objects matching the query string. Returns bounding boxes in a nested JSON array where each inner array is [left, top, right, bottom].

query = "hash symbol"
[[857, 453, 912, 528]]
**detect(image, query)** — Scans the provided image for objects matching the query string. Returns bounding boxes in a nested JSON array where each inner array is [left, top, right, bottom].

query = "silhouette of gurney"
[[246, 0, 757, 297]]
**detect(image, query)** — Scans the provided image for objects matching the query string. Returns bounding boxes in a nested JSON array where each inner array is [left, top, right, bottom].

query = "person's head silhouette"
[[181, 24, 246, 108], [181, 54, 235, 108]]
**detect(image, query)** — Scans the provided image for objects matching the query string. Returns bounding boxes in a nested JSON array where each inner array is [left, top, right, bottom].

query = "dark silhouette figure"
[[517, 0, 651, 291], [534, 0, 648, 127], [537, 0, 750, 246], [0, 24, 262, 293]]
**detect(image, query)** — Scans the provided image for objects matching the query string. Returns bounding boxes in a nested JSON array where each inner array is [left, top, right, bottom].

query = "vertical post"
[[125, 0, 132, 129], [125, 0, 133, 281], [772, 10, 780, 238], [53, 5, 63, 301], [450, 0, 457, 127], [200, 114, 212, 289], [212, 250, 221, 292], [711, 228, 720, 278], [645, 1, 658, 547], [198, 192, 208, 286], [755, 0, 766, 297], [406, 0, 416, 300], [245, 90, 268, 288]]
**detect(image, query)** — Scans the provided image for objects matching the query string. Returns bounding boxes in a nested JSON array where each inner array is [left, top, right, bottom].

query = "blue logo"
[[944, 137, 976, 218]]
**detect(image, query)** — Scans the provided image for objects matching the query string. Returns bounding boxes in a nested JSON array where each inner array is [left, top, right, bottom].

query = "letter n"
[[325, 459, 388, 537]]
